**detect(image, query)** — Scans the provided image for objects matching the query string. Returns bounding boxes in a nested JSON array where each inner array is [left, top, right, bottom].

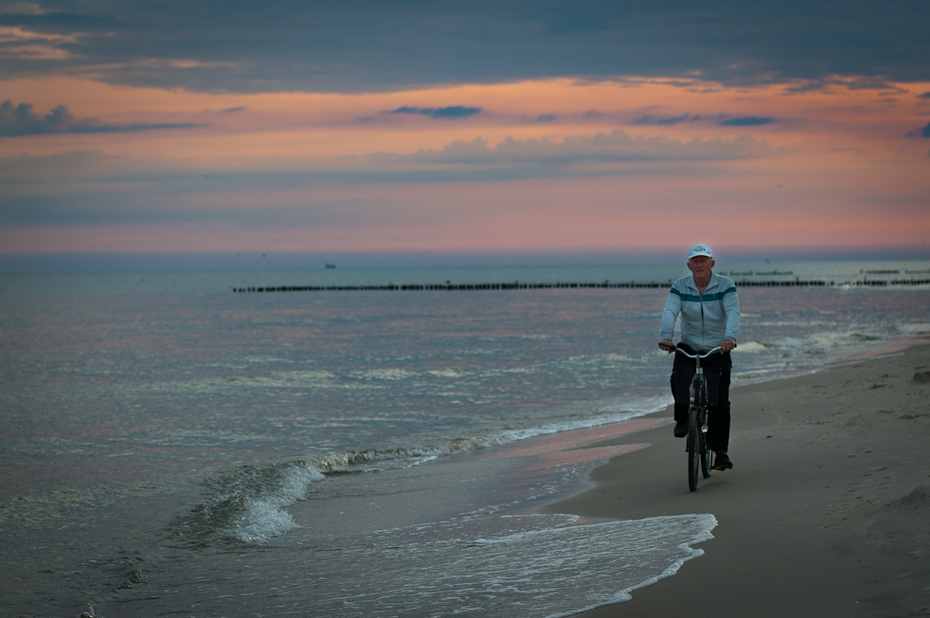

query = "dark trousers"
[[670, 343, 732, 453]]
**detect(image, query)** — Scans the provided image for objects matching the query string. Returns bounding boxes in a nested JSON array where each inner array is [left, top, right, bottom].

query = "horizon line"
[[2, 247, 929, 274]]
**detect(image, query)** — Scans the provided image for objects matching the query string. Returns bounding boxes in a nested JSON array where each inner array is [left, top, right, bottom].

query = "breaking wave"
[[173, 396, 671, 545]]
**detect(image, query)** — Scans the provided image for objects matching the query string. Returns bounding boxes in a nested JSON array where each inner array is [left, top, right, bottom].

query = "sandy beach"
[[544, 341, 930, 618]]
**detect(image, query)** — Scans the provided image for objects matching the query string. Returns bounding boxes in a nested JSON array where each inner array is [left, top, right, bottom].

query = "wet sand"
[[543, 342, 930, 617]]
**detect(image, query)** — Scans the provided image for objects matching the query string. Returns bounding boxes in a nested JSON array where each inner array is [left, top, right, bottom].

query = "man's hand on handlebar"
[[658, 339, 737, 354]]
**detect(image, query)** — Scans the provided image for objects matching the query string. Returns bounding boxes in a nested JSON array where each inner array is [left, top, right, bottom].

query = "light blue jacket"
[[661, 271, 740, 352]]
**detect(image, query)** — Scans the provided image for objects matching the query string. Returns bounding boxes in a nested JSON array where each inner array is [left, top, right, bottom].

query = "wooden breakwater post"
[[232, 281, 674, 293], [231, 278, 930, 293]]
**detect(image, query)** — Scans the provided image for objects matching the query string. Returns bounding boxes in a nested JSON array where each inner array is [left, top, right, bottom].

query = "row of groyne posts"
[[233, 277, 930, 293]]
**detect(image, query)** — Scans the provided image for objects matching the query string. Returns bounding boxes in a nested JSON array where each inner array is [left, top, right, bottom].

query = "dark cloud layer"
[[391, 106, 482, 119], [634, 114, 698, 126], [907, 122, 930, 138], [632, 115, 775, 127], [1, 0, 927, 93], [383, 132, 774, 169], [720, 117, 774, 126], [0, 101, 206, 136]]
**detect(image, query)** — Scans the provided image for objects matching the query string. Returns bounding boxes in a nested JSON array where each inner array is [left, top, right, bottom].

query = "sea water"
[[1, 261, 929, 617]]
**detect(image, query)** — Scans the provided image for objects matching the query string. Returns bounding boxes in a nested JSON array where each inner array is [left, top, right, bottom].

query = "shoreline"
[[541, 341, 930, 617]]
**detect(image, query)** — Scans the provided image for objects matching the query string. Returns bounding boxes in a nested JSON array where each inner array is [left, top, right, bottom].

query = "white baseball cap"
[[688, 244, 713, 259]]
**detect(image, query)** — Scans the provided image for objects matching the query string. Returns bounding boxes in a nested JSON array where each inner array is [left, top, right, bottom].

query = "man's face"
[[687, 255, 715, 278]]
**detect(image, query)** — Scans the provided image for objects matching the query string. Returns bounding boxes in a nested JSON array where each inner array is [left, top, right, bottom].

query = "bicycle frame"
[[671, 345, 721, 491]]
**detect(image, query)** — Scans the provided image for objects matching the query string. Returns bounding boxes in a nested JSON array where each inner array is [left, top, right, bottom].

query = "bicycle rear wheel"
[[687, 408, 699, 492], [700, 411, 711, 478]]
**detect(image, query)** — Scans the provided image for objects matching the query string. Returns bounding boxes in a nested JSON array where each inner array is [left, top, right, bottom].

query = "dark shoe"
[[673, 420, 688, 438], [713, 452, 733, 470]]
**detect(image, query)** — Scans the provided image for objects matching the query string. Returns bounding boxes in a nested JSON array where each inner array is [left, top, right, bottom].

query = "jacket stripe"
[[670, 287, 737, 303]]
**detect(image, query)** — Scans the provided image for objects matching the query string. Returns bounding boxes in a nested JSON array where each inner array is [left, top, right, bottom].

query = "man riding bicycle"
[[659, 244, 740, 471]]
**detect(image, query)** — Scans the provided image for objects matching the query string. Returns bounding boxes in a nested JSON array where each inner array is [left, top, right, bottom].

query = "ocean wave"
[[896, 322, 930, 335], [740, 330, 882, 353], [173, 460, 324, 545], [174, 396, 671, 545]]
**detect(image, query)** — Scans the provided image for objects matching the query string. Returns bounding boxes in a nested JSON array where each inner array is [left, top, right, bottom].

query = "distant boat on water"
[[325, 263, 336, 269]]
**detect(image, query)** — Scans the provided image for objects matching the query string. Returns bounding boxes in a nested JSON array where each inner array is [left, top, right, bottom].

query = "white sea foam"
[[179, 461, 325, 544], [231, 463, 325, 543], [306, 513, 719, 618], [234, 498, 301, 544], [731, 340, 768, 353], [898, 322, 930, 335]]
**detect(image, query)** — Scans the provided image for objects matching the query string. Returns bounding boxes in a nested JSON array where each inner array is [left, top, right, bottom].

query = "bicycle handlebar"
[[660, 343, 724, 359], [676, 346, 721, 359]]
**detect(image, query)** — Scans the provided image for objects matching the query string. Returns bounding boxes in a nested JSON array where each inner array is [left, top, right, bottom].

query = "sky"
[[1, 0, 929, 269]]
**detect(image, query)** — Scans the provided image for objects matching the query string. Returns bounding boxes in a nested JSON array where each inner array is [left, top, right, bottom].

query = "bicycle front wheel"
[[700, 427, 712, 479], [687, 408, 699, 492]]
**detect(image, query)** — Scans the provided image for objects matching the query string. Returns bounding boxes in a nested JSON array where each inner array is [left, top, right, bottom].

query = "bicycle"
[[667, 345, 722, 492]]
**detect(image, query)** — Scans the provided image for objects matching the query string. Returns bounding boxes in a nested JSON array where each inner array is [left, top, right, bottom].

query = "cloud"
[[366, 131, 775, 176], [839, 76, 910, 94], [633, 114, 774, 127], [0, 24, 80, 59], [906, 122, 930, 138], [0, 1, 927, 93], [0, 101, 207, 136], [719, 116, 774, 126], [0, 130, 777, 216], [1, 3, 49, 16], [0, 131, 776, 234], [634, 114, 698, 125], [920, 92, 930, 99], [390, 106, 481, 119]]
